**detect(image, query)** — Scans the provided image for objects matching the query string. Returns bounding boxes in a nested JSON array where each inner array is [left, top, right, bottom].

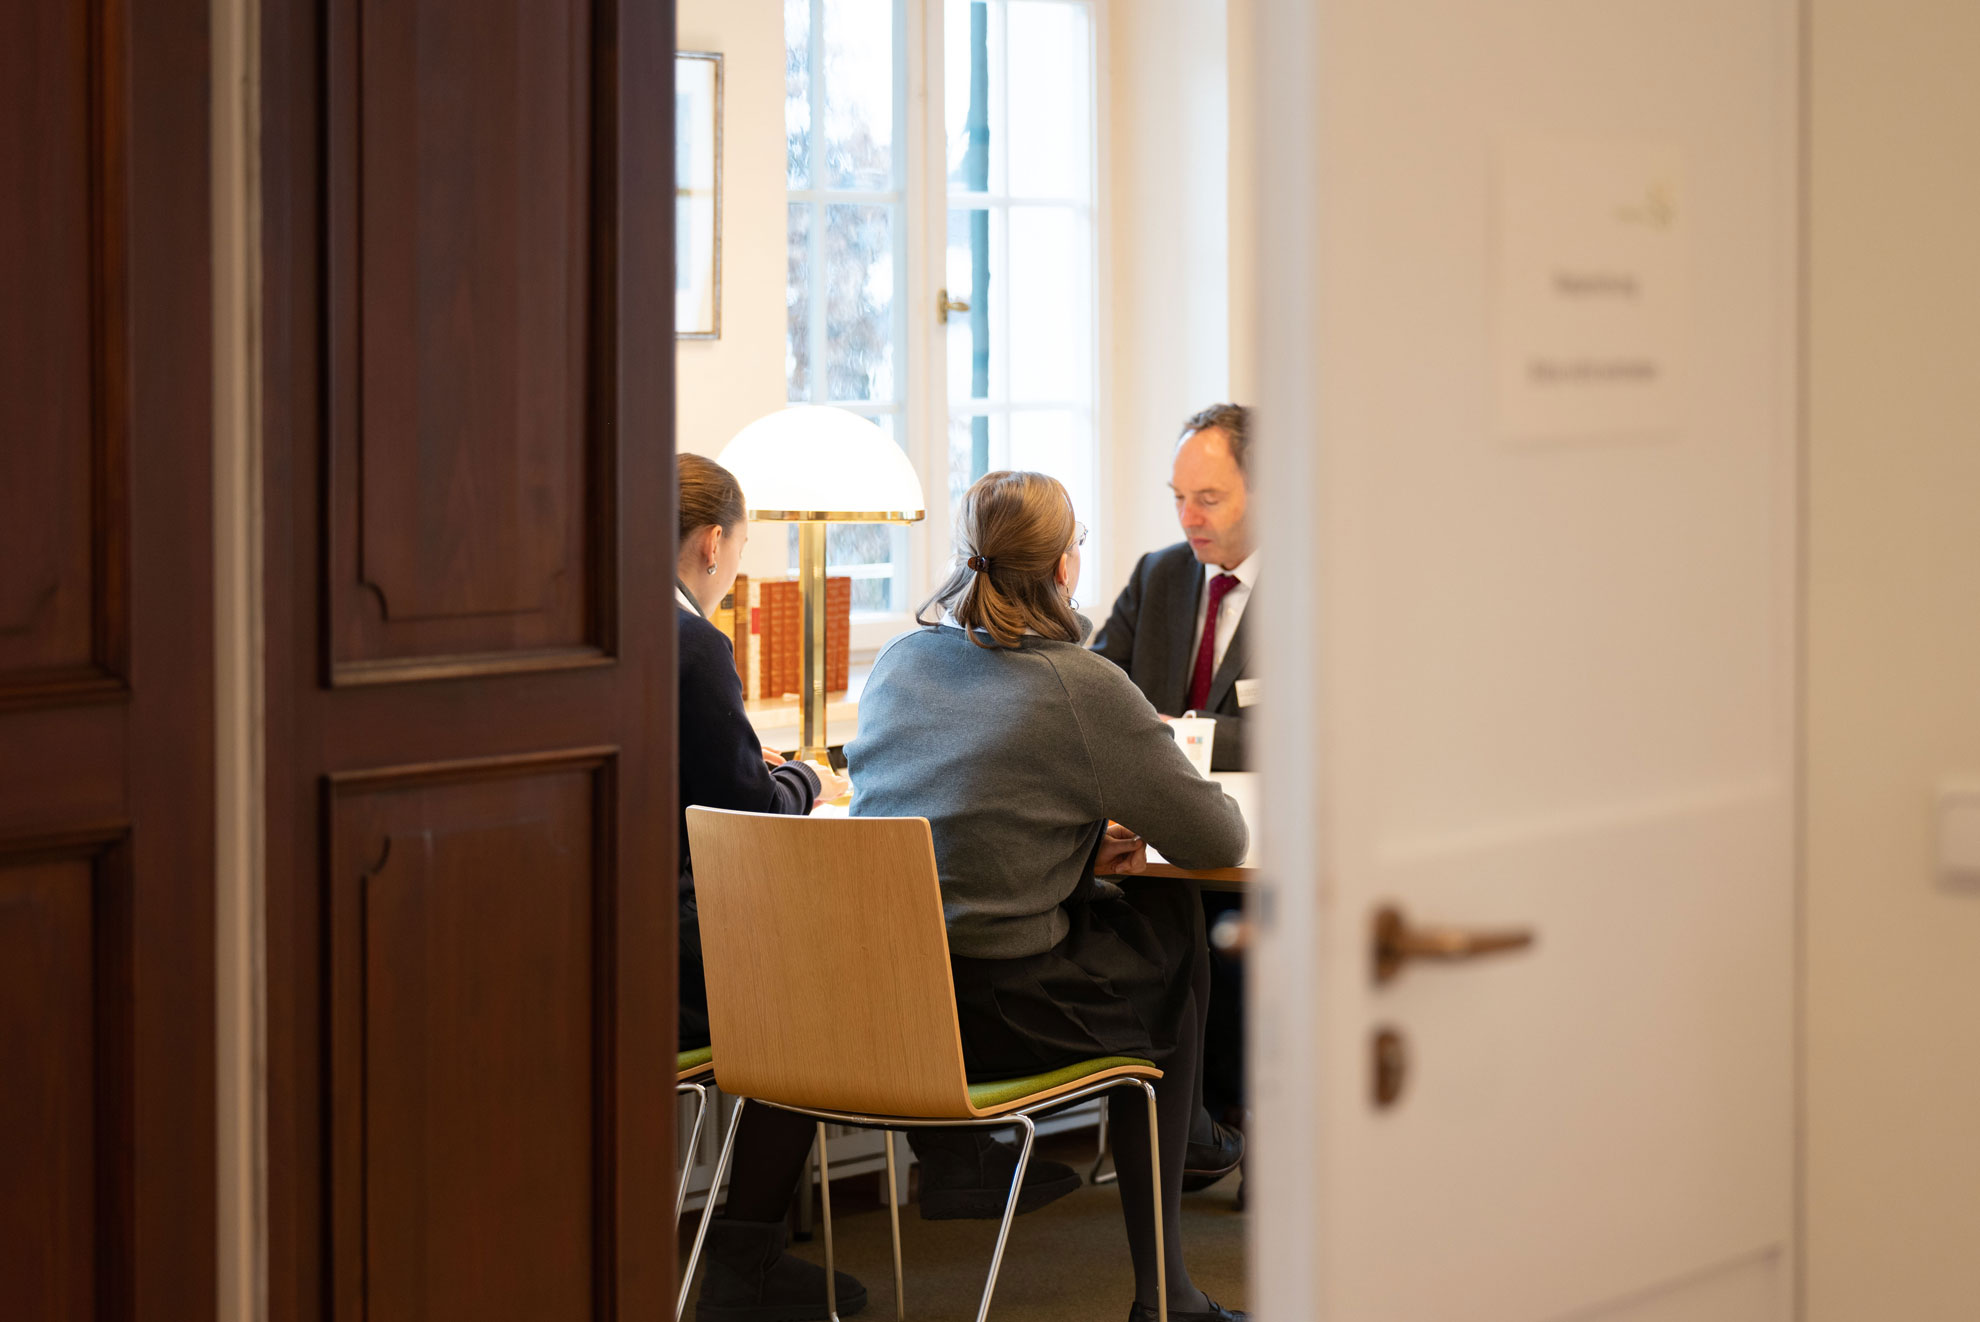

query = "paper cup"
[[1173, 715, 1216, 778]]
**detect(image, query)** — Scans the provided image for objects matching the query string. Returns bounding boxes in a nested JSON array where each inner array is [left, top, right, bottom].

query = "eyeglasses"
[[1072, 521, 1088, 549]]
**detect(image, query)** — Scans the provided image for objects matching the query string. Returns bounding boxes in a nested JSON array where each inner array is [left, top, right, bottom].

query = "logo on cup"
[[1173, 715, 1216, 778]]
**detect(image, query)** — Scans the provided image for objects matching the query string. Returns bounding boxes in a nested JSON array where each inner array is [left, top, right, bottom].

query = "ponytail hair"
[[678, 452, 746, 546], [918, 470, 1083, 649]]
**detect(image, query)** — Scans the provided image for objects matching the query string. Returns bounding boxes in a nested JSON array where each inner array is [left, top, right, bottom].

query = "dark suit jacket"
[[678, 599, 820, 895], [1091, 541, 1251, 771]]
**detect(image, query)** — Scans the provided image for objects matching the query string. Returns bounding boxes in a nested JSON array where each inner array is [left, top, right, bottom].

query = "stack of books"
[[714, 574, 852, 701]]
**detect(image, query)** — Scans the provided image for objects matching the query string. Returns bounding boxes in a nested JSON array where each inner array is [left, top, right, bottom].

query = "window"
[[782, 0, 1104, 628], [785, 0, 911, 615], [941, 0, 1101, 602]]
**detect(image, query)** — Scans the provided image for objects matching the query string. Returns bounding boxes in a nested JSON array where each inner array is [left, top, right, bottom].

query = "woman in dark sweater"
[[674, 454, 860, 1320], [847, 471, 1250, 1322]]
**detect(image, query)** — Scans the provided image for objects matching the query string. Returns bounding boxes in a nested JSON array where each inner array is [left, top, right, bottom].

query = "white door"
[[1246, 1, 1801, 1319]]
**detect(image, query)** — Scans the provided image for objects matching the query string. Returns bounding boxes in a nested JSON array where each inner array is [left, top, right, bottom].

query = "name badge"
[[1235, 677, 1262, 709]]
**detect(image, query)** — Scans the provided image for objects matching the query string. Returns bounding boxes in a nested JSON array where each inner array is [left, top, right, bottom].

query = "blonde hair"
[[918, 470, 1083, 649]]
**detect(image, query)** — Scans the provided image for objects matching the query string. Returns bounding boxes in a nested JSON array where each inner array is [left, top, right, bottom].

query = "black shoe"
[[695, 1218, 867, 1321], [1179, 1120, 1245, 1192], [1128, 1298, 1248, 1321], [910, 1129, 1082, 1221]]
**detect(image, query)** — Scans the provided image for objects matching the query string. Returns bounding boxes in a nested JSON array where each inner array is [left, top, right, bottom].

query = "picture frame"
[[676, 51, 723, 340]]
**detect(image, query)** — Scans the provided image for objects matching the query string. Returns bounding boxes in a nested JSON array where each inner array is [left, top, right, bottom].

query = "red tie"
[[1187, 573, 1240, 713]]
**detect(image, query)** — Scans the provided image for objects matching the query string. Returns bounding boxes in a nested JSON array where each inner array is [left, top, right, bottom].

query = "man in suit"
[[1093, 404, 1257, 772], [1092, 402, 1256, 1194]]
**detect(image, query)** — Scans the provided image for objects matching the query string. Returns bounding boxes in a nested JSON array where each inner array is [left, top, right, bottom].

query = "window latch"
[[937, 289, 972, 325]]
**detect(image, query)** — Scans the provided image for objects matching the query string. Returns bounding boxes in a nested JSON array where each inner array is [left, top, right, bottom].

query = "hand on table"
[[1096, 821, 1147, 876], [761, 746, 787, 769], [810, 765, 851, 805]]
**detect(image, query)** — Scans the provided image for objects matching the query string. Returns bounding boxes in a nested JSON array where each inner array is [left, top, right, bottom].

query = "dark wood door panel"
[[0, 0, 130, 702], [264, 1, 676, 1318], [0, 836, 132, 1322], [328, 0, 609, 685], [327, 752, 612, 1322], [0, 0, 213, 1316]]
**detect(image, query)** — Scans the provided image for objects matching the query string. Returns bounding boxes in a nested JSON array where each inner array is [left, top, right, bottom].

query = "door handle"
[[937, 288, 972, 324], [1372, 904, 1535, 985]]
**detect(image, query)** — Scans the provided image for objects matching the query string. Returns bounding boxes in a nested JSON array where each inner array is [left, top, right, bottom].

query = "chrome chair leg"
[[973, 1114, 1037, 1322], [817, 1122, 843, 1322], [1141, 1080, 1166, 1322], [675, 1081, 710, 1226], [882, 1130, 905, 1321], [1090, 1102, 1118, 1186], [679, 1096, 747, 1322]]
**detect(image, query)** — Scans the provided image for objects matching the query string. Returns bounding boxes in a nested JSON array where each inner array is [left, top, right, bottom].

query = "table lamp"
[[717, 406, 926, 764]]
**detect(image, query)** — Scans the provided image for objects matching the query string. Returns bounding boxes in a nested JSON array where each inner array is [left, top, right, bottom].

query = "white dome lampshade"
[[716, 406, 926, 522]]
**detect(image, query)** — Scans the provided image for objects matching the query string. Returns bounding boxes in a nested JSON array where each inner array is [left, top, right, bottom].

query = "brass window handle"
[[1372, 904, 1535, 985], [937, 288, 972, 324]]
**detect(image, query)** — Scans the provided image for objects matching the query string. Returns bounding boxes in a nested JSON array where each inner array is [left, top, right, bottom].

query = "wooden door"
[[0, 2, 216, 1318], [1248, 0, 1801, 1318], [260, 3, 679, 1319]]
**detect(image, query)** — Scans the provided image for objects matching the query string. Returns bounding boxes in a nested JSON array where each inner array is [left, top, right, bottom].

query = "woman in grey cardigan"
[[847, 471, 1250, 1322]]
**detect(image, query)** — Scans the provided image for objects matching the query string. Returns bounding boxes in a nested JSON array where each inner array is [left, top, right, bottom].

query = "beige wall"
[[678, 0, 790, 582], [1807, 1, 1980, 1317], [1103, 0, 1234, 601]]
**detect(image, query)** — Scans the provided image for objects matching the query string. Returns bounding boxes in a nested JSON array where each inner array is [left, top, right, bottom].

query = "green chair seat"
[[677, 1046, 714, 1074], [967, 1055, 1155, 1111]]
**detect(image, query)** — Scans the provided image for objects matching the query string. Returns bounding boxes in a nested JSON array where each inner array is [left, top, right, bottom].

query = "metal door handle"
[[937, 288, 972, 324], [1372, 904, 1535, 984]]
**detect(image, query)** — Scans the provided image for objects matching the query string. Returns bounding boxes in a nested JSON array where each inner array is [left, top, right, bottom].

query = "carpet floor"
[[681, 1132, 1249, 1321]]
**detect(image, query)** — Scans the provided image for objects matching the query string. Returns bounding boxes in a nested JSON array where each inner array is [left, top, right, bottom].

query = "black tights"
[[1104, 908, 1213, 1313]]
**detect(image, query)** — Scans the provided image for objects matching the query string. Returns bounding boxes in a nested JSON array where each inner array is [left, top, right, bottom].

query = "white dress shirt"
[[1190, 549, 1258, 678]]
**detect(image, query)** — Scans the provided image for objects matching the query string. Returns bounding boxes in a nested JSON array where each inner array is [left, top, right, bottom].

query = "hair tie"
[[966, 554, 992, 574]]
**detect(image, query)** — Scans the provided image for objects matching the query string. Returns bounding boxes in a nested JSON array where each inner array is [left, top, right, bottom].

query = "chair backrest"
[[684, 807, 976, 1118]]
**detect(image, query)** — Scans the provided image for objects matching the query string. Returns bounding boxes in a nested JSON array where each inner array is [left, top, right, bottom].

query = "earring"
[[706, 563, 718, 575]]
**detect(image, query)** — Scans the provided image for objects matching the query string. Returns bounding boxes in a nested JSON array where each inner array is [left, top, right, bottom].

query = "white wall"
[[678, 0, 790, 582], [1806, 2, 1980, 1317], [1101, 0, 1233, 605]]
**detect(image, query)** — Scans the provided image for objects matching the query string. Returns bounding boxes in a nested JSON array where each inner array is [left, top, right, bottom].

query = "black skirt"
[[948, 880, 1206, 1084]]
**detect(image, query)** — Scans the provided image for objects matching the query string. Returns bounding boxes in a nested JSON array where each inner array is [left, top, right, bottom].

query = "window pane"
[[785, 202, 812, 400], [945, 207, 1002, 403], [944, 0, 1001, 194], [823, 0, 895, 190], [785, 0, 812, 188], [946, 410, 1003, 514], [1006, 206, 1089, 402], [825, 203, 896, 402], [1006, 2, 1092, 199]]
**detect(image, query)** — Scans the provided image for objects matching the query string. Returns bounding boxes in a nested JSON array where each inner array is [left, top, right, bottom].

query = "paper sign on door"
[[1495, 137, 1689, 442]]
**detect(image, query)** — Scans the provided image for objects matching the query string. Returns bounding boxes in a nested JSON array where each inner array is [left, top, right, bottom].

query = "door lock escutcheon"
[[1372, 1027, 1408, 1109]]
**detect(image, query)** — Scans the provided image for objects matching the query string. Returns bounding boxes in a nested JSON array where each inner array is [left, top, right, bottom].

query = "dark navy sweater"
[[677, 603, 820, 896]]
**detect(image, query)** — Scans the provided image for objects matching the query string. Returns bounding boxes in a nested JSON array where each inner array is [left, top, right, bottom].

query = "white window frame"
[[918, 0, 1110, 611], [783, 0, 1109, 655], [786, 0, 923, 654]]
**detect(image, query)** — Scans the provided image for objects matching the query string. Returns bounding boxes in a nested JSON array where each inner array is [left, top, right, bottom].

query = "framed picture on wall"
[[677, 51, 722, 339]]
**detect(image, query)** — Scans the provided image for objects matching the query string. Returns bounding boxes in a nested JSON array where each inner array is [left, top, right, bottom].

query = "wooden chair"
[[681, 806, 1168, 1322]]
